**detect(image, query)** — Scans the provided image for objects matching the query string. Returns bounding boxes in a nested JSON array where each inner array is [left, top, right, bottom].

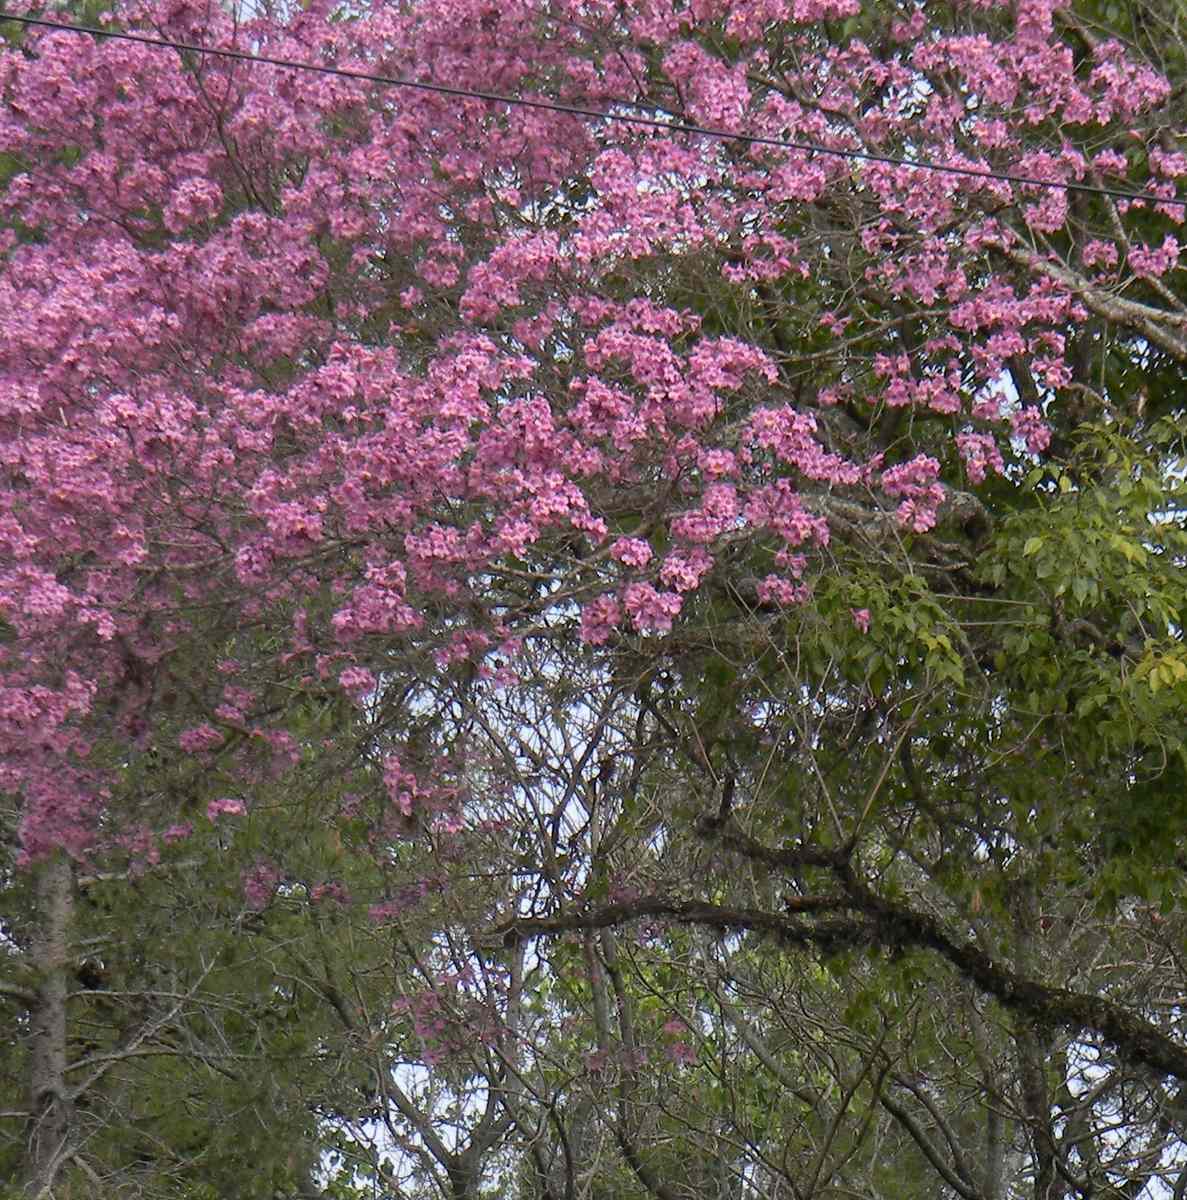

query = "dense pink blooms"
[[882, 457, 946, 533], [623, 584, 683, 634], [757, 576, 810, 607], [580, 596, 623, 645], [339, 666, 378, 699], [0, 0, 1178, 855], [1128, 236, 1181, 279], [957, 433, 1006, 485], [610, 538, 654, 568], [660, 549, 714, 593], [1011, 407, 1054, 455]]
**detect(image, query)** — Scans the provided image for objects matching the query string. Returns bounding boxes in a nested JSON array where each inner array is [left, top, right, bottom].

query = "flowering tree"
[[2, 0, 1186, 1194]]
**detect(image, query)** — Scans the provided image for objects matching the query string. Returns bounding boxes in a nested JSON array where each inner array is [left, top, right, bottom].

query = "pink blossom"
[[206, 797, 245, 820], [383, 755, 429, 818], [697, 448, 737, 478], [1082, 240, 1119, 269], [659, 549, 714, 593], [339, 666, 378, 697], [609, 537, 654, 568], [622, 583, 683, 633], [1128, 235, 1181, 278], [580, 596, 622, 644], [163, 177, 223, 233], [310, 881, 351, 905], [882, 456, 946, 532], [757, 576, 809, 606], [1011, 406, 1052, 454], [242, 860, 282, 911], [161, 821, 193, 844], [178, 724, 225, 753], [851, 609, 871, 634], [666, 1041, 697, 1066], [957, 432, 1005, 484]]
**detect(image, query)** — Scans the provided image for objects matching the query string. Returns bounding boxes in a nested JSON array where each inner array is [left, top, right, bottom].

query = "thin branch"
[[878, 1087, 984, 1200], [0, 979, 36, 1007]]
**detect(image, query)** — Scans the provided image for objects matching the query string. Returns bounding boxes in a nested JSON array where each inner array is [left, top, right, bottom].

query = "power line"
[[2, 10, 1186, 210]]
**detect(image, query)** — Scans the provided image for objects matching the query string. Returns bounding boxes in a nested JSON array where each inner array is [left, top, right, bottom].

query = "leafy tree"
[[1, 0, 1186, 1196]]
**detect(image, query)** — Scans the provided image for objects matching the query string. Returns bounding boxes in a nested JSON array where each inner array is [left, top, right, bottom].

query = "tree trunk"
[[23, 853, 74, 1197]]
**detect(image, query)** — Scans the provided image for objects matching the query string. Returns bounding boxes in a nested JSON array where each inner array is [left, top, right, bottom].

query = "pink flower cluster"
[[609, 537, 654, 568], [622, 584, 683, 634], [206, 797, 245, 820], [881, 457, 946, 533], [0, 0, 1176, 857], [179, 724, 225, 753], [957, 433, 1006, 485], [242, 859, 282, 911]]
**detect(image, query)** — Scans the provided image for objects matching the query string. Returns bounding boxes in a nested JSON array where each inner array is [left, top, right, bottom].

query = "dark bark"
[[495, 872, 1187, 1084]]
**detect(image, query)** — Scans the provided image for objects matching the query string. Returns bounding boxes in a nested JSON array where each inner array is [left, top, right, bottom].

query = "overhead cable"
[[2, 11, 1185, 210]]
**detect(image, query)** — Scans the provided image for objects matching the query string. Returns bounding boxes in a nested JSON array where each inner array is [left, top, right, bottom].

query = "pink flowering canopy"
[[1, 0, 1184, 859]]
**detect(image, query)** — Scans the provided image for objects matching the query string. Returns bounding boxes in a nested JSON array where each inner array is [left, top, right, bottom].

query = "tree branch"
[[1007, 248, 1187, 361], [0, 978, 36, 1007], [878, 1086, 984, 1200], [494, 883, 1187, 1083]]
